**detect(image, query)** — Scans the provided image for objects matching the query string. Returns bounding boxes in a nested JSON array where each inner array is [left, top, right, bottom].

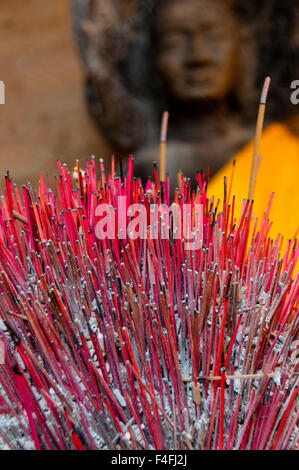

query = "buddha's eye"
[[201, 26, 223, 42], [160, 32, 186, 50]]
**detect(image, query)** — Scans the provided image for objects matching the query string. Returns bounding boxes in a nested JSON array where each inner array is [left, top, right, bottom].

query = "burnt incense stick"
[[248, 76, 271, 200], [177, 170, 183, 192], [183, 371, 280, 383], [13, 210, 28, 225], [160, 111, 169, 183]]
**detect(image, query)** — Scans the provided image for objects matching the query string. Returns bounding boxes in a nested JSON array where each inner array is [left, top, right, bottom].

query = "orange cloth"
[[207, 123, 299, 243]]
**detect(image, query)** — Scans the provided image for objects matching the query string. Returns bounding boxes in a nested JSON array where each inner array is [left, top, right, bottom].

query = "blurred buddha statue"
[[73, 0, 297, 179], [139, 0, 257, 180]]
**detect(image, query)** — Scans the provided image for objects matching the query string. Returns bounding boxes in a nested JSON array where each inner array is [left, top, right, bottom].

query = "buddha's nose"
[[185, 33, 210, 66]]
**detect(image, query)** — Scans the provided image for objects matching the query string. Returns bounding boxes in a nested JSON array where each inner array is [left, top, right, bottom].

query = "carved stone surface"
[[73, 0, 298, 182]]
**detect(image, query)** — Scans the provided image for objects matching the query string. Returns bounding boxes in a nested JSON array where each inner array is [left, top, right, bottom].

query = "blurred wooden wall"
[[0, 0, 111, 192]]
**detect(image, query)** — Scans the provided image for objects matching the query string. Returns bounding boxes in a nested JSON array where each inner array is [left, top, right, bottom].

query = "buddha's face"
[[154, 0, 240, 102]]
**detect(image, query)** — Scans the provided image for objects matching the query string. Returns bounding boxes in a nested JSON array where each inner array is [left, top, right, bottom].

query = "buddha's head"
[[72, 0, 298, 150], [151, 0, 254, 106]]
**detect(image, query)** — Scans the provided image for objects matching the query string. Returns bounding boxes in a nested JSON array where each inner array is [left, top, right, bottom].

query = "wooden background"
[[0, 0, 111, 192]]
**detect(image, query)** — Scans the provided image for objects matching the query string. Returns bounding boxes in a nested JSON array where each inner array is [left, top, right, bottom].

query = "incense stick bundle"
[[0, 156, 298, 451]]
